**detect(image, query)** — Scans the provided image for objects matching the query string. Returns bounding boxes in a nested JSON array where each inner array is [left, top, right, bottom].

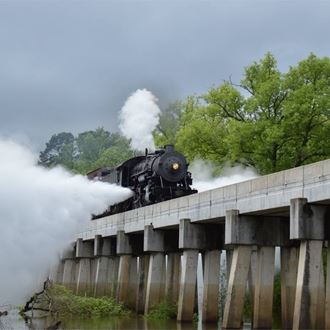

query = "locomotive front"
[[130, 145, 196, 208]]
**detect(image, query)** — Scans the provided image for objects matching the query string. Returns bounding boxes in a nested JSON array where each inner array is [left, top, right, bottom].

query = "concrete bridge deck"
[[76, 159, 330, 240]]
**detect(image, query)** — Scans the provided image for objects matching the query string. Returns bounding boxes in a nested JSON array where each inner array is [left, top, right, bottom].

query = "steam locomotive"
[[88, 145, 197, 218]]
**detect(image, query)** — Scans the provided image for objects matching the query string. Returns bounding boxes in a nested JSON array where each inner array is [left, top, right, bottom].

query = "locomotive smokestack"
[[164, 144, 174, 152]]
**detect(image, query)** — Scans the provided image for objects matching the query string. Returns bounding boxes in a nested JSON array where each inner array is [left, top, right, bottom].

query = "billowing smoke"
[[0, 140, 132, 304], [190, 159, 258, 192], [119, 89, 161, 151]]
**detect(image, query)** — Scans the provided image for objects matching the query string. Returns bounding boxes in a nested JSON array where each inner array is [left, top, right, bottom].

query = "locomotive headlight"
[[172, 162, 180, 170]]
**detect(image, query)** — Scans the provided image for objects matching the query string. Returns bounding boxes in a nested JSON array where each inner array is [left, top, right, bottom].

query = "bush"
[[145, 301, 177, 320], [48, 284, 129, 318]]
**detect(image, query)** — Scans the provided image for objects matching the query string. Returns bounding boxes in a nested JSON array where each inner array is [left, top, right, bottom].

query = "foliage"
[[39, 132, 75, 168], [39, 128, 135, 174], [153, 101, 185, 147], [175, 53, 330, 174], [243, 292, 252, 322], [145, 301, 177, 321], [192, 312, 199, 325], [175, 95, 228, 166], [48, 284, 129, 318]]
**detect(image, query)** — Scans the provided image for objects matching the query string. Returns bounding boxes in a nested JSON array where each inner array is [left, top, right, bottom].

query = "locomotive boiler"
[[88, 145, 197, 218]]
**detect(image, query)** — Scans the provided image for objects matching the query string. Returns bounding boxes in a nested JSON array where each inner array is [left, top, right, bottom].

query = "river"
[[0, 307, 251, 330]]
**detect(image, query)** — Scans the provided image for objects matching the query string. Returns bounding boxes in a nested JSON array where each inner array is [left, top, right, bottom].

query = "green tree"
[[175, 96, 228, 164], [153, 101, 185, 147], [281, 54, 330, 167], [39, 128, 135, 174], [39, 132, 75, 168], [175, 53, 330, 174]]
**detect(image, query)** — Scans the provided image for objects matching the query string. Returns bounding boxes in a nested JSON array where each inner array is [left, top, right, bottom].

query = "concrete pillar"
[[222, 245, 252, 329], [143, 225, 166, 314], [108, 256, 120, 297], [293, 240, 324, 329], [202, 249, 220, 323], [61, 244, 77, 291], [49, 260, 64, 284], [165, 252, 181, 305], [62, 259, 77, 291], [144, 252, 166, 313], [248, 246, 257, 323], [127, 256, 138, 309], [117, 254, 131, 303], [116, 230, 132, 304], [76, 258, 93, 295], [290, 198, 327, 329], [253, 246, 275, 329], [316, 260, 325, 329], [57, 261, 65, 284], [226, 249, 233, 282], [76, 239, 94, 295], [177, 250, 199, 321], [94, 256, 110, 297], [177, 218, 223, 322], [136, 255, 150, 313], [280, 246, 299, 329], [326, 244, 330, 329], [223, 210, 286, 329], [93, 235, 116, 297]]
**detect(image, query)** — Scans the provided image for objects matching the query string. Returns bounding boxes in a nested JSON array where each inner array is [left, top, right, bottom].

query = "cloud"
[[0, 1, 329, 148]]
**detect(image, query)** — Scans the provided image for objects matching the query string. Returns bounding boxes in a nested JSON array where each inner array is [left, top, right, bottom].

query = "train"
[[88, 145, 197, 219]]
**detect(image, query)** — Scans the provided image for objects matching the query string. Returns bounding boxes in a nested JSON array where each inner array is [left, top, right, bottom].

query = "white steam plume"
[[0, 140, 132, 304], [190, 159, 258, 192], [119, 89, 161, 151]]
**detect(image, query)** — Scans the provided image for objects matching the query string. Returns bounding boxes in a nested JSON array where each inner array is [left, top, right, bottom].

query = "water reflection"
[[59, 316, 221, 330], [1, 310, 220, 330], [1, 309, 252, 330]]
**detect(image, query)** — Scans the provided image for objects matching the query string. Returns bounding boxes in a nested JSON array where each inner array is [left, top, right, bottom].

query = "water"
[[0, 253, 252, 329], [0, 310, 223, 330], [0, 307, 254, 330]]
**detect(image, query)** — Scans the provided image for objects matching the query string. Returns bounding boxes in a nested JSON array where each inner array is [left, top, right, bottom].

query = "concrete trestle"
[[53, 160, 330, 329]]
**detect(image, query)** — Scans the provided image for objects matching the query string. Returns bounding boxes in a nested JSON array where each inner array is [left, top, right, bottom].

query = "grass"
[[144, 301, 177, 321]]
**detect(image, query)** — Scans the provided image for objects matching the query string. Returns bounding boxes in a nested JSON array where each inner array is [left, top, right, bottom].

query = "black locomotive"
[[89, 145, 197, 218]]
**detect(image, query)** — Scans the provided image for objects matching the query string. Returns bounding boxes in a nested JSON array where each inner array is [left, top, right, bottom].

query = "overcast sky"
[[0, 0, 329, 150]]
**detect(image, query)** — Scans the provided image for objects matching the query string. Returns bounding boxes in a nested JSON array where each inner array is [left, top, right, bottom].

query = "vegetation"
[[192, 312, 199, 325], [40, 53, 330, 177], [155, 53, 330, 174], [49, 285, 129, 318], [153, 101, 185, 147], [144, 301, 177, 321], [39, 128, 136, 174], [20, 282, 129, 319]]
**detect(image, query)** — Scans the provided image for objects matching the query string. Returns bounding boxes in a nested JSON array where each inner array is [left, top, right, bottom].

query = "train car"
[[88, 145, 197, 218]]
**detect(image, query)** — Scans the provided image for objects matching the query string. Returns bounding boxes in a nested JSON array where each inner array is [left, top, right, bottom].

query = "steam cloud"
[[0, 140, 132, 304], [119, 89, 161, 151], [190, 159, 258, 192]]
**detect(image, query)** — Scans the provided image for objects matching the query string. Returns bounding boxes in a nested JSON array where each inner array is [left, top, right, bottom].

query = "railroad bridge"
[[52, 159, 330, 329]]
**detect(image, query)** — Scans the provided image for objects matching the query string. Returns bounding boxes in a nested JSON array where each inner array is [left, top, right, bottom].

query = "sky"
[[0, 0, 329, 151]]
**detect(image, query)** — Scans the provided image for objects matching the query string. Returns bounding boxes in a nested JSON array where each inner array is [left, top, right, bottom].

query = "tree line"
[[39, 128, 135, 173], [39, 53, 330, 175]]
